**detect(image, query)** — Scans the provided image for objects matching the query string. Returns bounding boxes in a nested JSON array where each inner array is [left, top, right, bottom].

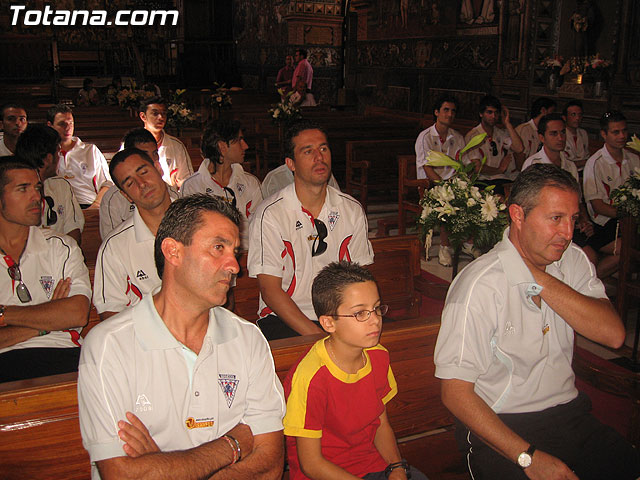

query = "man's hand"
[[502, 106, 512, 126], [388, 468, 408, 480], [499, 154, 512, 173], [118, 412, 160, 458], [51, 278, 72, 300], [525, 450, 578, 480], [577, 219, 594, 238], [225, 423, 255, 460]]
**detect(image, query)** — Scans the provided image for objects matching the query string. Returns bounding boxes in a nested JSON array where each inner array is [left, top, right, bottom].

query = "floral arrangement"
[[166, 89, 198, 130], [117, 87, 154, 110], [611, 135, 640, 221], [211, 82, 232, 110], [417, 133, 508, 253], [540, 55, 565, 70], [585, 54, 612, 81], [268, 89, 302, 126], [570, 12, 589, 32]]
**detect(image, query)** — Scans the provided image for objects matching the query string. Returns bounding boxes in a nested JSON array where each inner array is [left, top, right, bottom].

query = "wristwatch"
[[517, 444, 536, 469]]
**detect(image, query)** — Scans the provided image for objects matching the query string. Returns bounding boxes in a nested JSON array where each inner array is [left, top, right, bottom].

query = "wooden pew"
[[0, 319, 469, 480]]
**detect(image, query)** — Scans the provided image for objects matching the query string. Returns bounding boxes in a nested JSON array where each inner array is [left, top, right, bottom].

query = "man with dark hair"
[[562, 100, 590, 171], [0, 103, 28, 156], [464, 95, 524, 196], [0, 158, 91, 383], [583, 111, 640, 279], [93, 148, 174, 320], [15, 124, 84, 244], [98, 128, 179, 239], [515, 97, 557, 165], [181, 120, 262, 249], [138, 96, 193, 188], [415, 95, 467, 266], [47, 104, 112, 208], [79, 194, 285, 480], [292, 48, 313, 90], [248, 120, 373, 340], [435, 163, 639, 479], [276, 54, 295, 92]]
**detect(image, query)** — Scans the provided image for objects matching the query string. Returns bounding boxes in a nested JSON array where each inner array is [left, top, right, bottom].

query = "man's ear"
[[318, 314, 336, 333], [46, 121, 53, 127], [285, 156, 295, 172], [139, 111, 147, 124], [538, 132, 545, 144], [218, 140, 229, 158], [161, 237, 182, 269], [508, 203, 525, 229], [600, 129, 607, 142]]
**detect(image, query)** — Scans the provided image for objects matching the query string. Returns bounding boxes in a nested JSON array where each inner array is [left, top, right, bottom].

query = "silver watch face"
[[517, 452, 532, 468]]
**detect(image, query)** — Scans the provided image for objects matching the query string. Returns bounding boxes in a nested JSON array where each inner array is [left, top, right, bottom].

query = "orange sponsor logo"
[[185, 417, 214, 429]]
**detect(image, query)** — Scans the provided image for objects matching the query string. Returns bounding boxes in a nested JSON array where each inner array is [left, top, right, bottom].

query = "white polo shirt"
[[157, 132, 194, 188], [564, 127, 589, 171], [57, 137, 113, 205], [434, 229, 607, 413], [93, 207, 162, 314], [583, 146, 640, 226], [98, 184, 179, 240], [248, 184, 373, 320], [261, 163, 340, 198], [0, 135, 13, 156], [464, 124, 517, 181], [415, 124, 465, 180], [181, 161, 263, 249], [522, 149, 579, 184], [0, 227, 91, 354], [78, 294, 285, 479], [42, 176, 85, 236], [515, 119, 541, 160]]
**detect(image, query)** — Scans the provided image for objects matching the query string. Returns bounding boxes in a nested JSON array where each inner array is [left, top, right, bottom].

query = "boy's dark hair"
[[507, 164, 579, 218], [600, 111, 627, 132], [139, 96, 168, 114], [46, 104, 73, 124], [312, 261, 376, 318], [1, 103, 26, 120], [109, 148, 154, 190], [433, 94, 457, 120], [479, 95, 501, 114], [537, 113, 565, 136], [530, 97, 557, 119], [154, 194, 241, 278], [0, 156, 36, 197], [284, 120, 328, 161], [15, 124, 61, 168], [296, 48, 308, 58], [122, 128, 157, 149], [562, 99, 583, 117], [201, 120, 243, 173]]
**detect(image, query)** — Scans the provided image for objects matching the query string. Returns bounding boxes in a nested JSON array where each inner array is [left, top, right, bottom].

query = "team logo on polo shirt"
[[295, 221, 303, 230], [57, 205, 65, 216], [135, 394, 153, 412], [80, 163, 88, 174], [237, 183, 245, 194], [206, 188, 213, 194], [328, 211, 339, 231], [136, 270, 149, 281], [218, 374, 239, 408], [40, 276, 54, 299]]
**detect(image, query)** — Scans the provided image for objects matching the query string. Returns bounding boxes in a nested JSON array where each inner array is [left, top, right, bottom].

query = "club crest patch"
[[206, 187, 213, 194], [236, 183, 245, 194], [218, 374, 239, 408], [39, 276, 55, 299], [328, 211, 339, 231], [80, 163, 88, 174], [57, 205, 65, 216]]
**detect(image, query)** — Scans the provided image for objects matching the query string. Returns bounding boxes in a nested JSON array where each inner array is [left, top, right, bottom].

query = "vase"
[[547, 73, 558, 93], [594, 81, 604, 97]]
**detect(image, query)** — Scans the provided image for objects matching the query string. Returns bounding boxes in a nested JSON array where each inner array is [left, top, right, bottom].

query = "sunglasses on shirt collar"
[[312, 219, 328, 257]]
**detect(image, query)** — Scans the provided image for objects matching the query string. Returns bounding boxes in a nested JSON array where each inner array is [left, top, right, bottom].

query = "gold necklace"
[[326, 339, 366, 372]]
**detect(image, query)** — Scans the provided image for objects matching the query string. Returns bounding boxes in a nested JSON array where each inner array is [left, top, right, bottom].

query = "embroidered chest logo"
[[129, 203, 135, 212], [504, 321, 515, 335], [185, 417, 215, 429], [40, 276, 55, 299], [57, 205, 65, 216], [135, 393, 153, 412], [206, 187, 213, 194], [136, 270, 149, 281], [218, 374, 239, 408], [236, 183, 245, 195], [295, 220, 303, 230], [80, 163, 88, 174], [327, 211, 339, 231]]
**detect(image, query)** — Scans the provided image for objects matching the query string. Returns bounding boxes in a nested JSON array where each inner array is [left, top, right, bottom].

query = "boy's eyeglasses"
[[333, 304, 389, 322], [312, 219, 328, 257], [7, 264, 32, 303]]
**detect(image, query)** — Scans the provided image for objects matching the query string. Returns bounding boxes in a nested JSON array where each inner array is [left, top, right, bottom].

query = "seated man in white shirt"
[[514, 97, 556, 166], [138, 96, 194, 188], [181, 119, 263, 249], [15, 124, 84, 245], [0, 103, 28, 156], [562, 100, 590, 171], [0, 159, 91, 383], [93, 148, 174, 320], [46, 104, 113, 208], [79, 194, 285, 480], [248, 120, 373, 340], [99, 128, 179, 239]]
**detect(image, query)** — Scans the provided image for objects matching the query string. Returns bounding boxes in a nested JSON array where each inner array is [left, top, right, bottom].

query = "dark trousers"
[[257, 314, 322, 340], [0, 347, 81, 383], [364, 465, 429, 479], [455, 392, 640, 480]]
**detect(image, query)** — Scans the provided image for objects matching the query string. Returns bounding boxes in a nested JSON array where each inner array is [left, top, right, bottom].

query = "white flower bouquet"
[[611, 135, 640, 223], [211, 83, 232, 110], [269, 89, 302, 126], [417, 133, 509, 253], [167, 89, 197, 129]]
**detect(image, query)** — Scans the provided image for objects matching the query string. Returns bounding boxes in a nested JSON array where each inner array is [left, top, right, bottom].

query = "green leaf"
[[426, 151, 462, 168], [627, 135, 640, 154], [460, 133, 488, 156]]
